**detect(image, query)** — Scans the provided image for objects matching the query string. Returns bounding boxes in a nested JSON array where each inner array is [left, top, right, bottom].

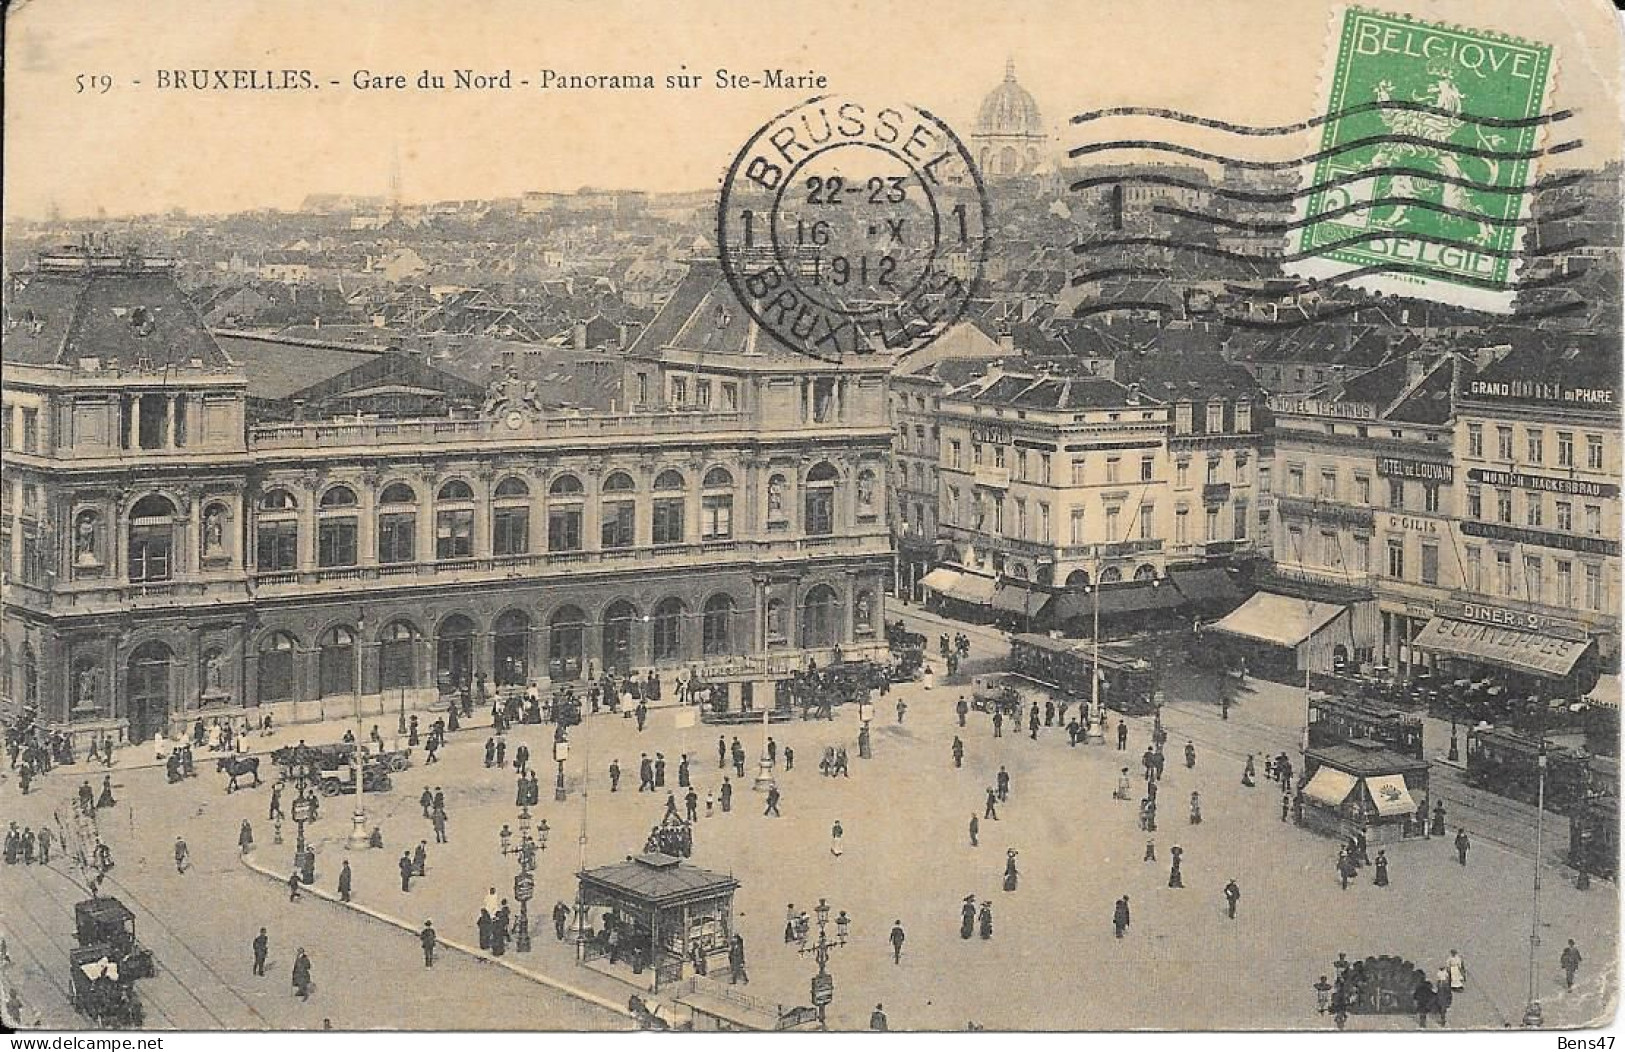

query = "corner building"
[[0, 253, 892, 742]]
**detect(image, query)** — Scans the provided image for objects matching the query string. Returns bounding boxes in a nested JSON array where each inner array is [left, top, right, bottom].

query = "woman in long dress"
[[1373, 850, 1390, 887], [1189, 792, 1202, 825], [960, 897, 976, 940], [977, 901, 993, 939], [1002, 850, 1019, 892]]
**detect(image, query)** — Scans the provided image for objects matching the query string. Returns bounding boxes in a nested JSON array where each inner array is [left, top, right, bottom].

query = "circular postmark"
[[718, 96, 989, 361]]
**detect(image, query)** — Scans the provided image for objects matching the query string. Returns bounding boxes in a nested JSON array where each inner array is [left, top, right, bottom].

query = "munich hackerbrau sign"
[[1467, 467, 1620, 499]]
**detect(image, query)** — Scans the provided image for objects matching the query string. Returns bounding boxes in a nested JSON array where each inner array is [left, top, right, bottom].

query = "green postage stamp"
[[1289, 6, 1554, 312]]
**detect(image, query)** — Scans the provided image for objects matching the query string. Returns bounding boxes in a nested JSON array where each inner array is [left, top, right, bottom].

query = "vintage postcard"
[[1, 0, 1620, 1038]]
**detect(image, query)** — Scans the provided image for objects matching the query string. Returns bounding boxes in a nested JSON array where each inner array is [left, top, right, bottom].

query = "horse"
[[216, 755, 262, 792]]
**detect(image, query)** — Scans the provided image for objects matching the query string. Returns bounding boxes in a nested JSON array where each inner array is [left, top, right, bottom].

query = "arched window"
[[1133, 564, 1158, 582], [805, 462, 839, 537], [702, 468, 734, 540], [548, 605, 586, 680], [601, 600, 637, 673], [256, 486, 299, 573], [318, 625, 357, 697], [493, 478, 530, 557], [548, 473, 584, 552], [259, 489, 298, 511], [1099, 566, 1123, 585], [653, 472, 685, 544], [702, 594, 735, 656], [129, 494, 177, 582], [257, 632, 298, 703], [435, 615, 476, 691], [1065, 569, 1091, 588], [379, 621, 421, 690], [652, 597, 685, 661], [549, 474, 584, 496], [801, 584, 838, 649], [435, 480, 474, 560], [493, 609, 531, 686], [600, 472, 635, 549], [494, 477, 530, 499], [378, 483, 417, 565], [380, 482, 417, 505], [319, 487, 358, 568]]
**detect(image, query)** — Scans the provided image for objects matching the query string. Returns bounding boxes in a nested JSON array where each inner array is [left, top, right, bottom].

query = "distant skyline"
[[6, 0, 1620, 222]]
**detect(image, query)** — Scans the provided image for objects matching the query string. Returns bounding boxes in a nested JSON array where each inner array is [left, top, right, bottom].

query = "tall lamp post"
[[1523, 740, 1548, 1027], [347, 611, 369, 849], [553, 728, 570, 802], [798, 897, 846, 1030]]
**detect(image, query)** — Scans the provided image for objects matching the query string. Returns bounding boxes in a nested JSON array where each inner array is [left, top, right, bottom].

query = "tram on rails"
[[1306, 695, 1425, 759], [1007, 633, 1158, 716], [1463, 727, 1599, 815]]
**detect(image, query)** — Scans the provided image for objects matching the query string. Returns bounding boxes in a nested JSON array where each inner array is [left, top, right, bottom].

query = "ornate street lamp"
[[799, 896, 845, 1030], [553, 732, 570, 802]]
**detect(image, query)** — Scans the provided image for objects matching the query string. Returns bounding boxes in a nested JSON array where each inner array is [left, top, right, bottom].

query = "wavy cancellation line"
[[1069, 169, 1585, 204], [1073, 260, 1581, 295], [1071, 294, 1588, 328], [1072, 232, 1584, 265], [1069, 101, 1573, 135], [1151, 201, 1585, 234], [1067, 133, 1582, 169], [1072, 260, 1579, 294]]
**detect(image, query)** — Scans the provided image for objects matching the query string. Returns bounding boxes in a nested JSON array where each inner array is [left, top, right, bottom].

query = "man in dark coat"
[[763, 785, 781, 816], [399, 851, 414, 892], [969, 814, 979, 847], [889, 920, 906, 964], [420, 920, 436, 967], [1432, 803, 1447, 838], [985, 788, 999, 820], [553, 900, 571, 941], [292, 948, 312, 1000], [1117, 720, 1129, 750], [609, 759, 621, 792], [997, 766, 1010, 802], [252, 928, 269, 975], [413, 840, 428, 877], [1455, 828, 1471, 866], [338, 860, 353, 902], [1413, 976, 1434, 1028], [720, 778, 733, 813], [728, 934, 748, 984], [638, 754, 654, 792], [717, 736, 728, 769], [952, 737, 964, 768], [419, 787, 433, 818], [1113, 896, 1130, 938], [1223, 879, 1241, 919]]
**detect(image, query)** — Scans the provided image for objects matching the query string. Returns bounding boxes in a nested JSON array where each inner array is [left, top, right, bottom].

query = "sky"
[[4, 0, 1621, 220]]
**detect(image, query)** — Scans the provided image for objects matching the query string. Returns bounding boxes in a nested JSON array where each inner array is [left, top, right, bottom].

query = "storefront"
[[577, 852, 740, 992], [1051, 579, 1187, 639], [919, 567, 997, 619], [1299, 741, 1431, 844], [1410, 601, 1599, 695], [990, 581, 1054, 632], [1208, 591, 1364, 681]]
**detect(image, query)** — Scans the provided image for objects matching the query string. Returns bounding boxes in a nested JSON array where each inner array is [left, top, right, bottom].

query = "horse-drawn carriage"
[[270, 742, 397, 796], [68, 897, 153, 1028], [885, 620, 927, 682]]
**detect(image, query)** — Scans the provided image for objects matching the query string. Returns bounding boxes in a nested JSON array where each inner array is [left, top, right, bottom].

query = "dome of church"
[[975, 61, 1044, 137]]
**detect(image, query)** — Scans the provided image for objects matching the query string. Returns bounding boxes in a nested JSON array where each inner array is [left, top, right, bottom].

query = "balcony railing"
[[248, 410, 751, 449]]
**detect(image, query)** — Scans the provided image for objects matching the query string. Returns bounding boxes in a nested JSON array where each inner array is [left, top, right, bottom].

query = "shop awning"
[[1587, 674, 1620, 710], [1053, 582, 1185, 622], [1363, 774, 1417, 818], [991, 583, 1053, 617], [1302, 765, 1359, 808], [920, 568, 963, 594], [1411, 616, 1589, 679], [943, 573, 997, 605], [1170, 567, 1245, 606], [1209, 592, 1346, 649]]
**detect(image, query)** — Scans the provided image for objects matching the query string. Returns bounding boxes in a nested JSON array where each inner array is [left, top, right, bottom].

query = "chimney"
[[998, 331, 1015, 353], [1126, 382, 1141, 405], [574, 321, 588, 351], [1327, 364, 1347, 400], [313, 315, 322, 329], [1407, 351, 1430, 388]]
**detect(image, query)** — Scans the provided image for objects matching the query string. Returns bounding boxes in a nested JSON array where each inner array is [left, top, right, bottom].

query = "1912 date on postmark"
[[1289, 7, 1555, 312], [717, 97, 989, 359]]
